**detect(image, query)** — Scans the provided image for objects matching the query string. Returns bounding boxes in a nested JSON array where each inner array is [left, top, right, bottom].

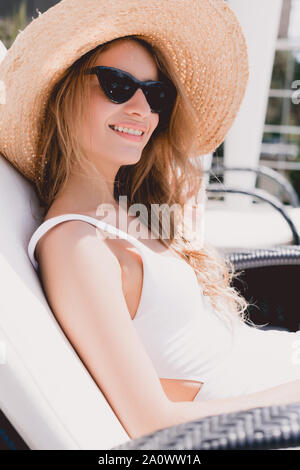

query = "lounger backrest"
[[0, 40, 130, 450]]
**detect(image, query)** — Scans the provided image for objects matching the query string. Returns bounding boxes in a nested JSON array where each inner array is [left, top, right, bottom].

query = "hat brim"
[[0, 0, 249, 183]]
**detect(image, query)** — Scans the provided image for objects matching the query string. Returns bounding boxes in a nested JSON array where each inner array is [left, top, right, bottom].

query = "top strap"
[[27, 213, 153, 270]]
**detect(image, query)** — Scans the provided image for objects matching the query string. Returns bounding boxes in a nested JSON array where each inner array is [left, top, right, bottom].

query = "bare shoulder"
[[36, 218, 124, 315], [36, 219, 122, 278]]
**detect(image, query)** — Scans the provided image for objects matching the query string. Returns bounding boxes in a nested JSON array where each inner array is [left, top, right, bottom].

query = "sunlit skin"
[[52, 39, 160, 214]]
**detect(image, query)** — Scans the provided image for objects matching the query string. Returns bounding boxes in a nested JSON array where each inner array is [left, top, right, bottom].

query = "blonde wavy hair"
[[33, 35, 256, 331]]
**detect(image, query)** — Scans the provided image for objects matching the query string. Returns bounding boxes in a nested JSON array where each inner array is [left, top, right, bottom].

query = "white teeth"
[[112, 126, 143, 136]]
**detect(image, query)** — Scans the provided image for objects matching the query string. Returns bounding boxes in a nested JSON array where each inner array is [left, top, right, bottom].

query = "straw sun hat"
[[0, 0, 249, 184]]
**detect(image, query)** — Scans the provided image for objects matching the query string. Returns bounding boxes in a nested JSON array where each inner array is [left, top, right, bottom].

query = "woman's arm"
[[37, 220, 174, 440], [164, 378, 300, 435], [37, 219, 300, 440]]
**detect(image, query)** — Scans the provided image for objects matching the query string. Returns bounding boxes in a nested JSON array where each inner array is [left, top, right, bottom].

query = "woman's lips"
[[109, 126, 144, 142]]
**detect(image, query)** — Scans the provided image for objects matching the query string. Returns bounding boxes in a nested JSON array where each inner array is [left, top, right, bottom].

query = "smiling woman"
[[3, 0, 299, 443], [32, 36, 211, 407], [31, 33, 249, 329], [73, 39, 161, 176]]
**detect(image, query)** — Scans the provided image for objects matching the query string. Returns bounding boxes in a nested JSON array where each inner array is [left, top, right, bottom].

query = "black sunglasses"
[[84, 66, 177, 116]]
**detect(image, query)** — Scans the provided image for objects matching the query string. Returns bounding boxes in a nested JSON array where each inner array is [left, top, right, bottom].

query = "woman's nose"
[[124, 87, 151, 114]]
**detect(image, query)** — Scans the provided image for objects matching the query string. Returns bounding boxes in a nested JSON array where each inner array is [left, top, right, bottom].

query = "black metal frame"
[[205, 164, 300, 208], [206, 184, 300, 245]]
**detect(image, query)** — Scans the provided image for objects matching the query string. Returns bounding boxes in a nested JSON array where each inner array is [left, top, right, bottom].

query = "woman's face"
[[80, 39, 160, 174]]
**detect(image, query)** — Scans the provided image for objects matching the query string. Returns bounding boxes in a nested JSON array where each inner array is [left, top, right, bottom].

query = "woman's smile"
[[108, 125, 144, 142]]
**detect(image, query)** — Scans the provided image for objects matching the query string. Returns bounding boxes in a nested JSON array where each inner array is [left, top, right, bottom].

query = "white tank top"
[[27, 214, 300, 401]]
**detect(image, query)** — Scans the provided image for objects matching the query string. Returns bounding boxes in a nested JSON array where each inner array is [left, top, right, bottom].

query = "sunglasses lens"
[[146, 83, 176, 114], [98, 68, 135, 103]]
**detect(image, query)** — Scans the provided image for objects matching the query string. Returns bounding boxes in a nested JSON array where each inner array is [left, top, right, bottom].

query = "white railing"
[[224, 0, 284, 209]]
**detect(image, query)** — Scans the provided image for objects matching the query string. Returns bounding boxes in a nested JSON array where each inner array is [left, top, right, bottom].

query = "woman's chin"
[[118, 152, 143, 166]]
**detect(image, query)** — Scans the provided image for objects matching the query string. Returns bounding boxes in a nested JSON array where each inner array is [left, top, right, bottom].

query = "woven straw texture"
[[0, 0, 249, 183]]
